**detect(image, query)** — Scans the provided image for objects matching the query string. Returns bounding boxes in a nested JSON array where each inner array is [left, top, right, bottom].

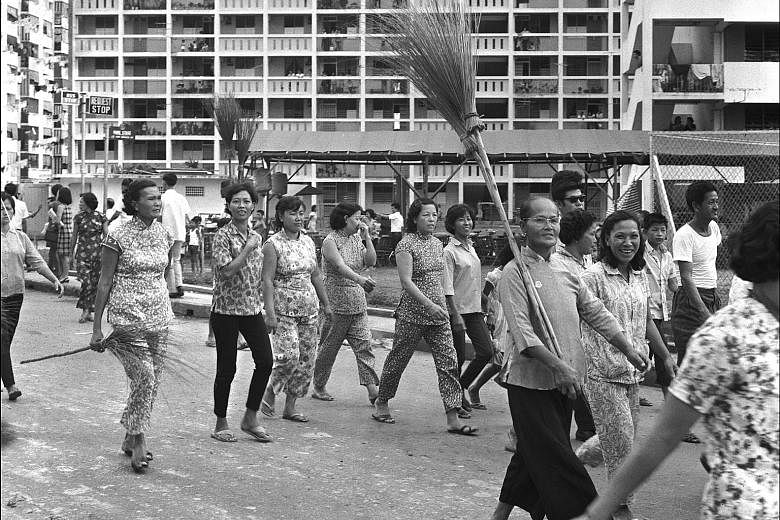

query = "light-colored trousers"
[[166, 240, 184, 292], [314, 312, 379, 389]]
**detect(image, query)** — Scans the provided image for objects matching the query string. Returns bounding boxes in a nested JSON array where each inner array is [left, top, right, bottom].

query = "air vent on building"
[[185, 186, 205, 197]]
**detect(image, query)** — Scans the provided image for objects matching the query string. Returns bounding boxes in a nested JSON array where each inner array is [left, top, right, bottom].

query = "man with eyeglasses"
[[550, 170, 597, 443], [491, 196, 647, 520], [670, 180, 721, 444]]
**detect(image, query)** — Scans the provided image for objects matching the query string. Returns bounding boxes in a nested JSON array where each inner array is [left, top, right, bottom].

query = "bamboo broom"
[[375, 0, 562, 358]]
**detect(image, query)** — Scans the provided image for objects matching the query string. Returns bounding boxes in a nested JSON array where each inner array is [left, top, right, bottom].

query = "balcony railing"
[[316, 121, 360, 131], [77, 37, 118, 52], [562, 36, 609, 52], [172, 0, 214, 8], [123, 79, 166, 94], [125, 121, 166, 136], [476, 78, 509, 94], [474, 35, 509, 52], [267, 78, 312, 94], [220, 0, 263, 7], [74, 0, 118, 9], [514, 78, 558, 94], [220, 37, 263, 52], [365, 79, 407, 94], [76, 79, 118, 94], [652, 64, 724, 93], [172, 121, 214, 135], [515, 0, 557, 7], [468, 0, 507, 9], [318, 37, 361, 52], [267, 36, 311, 52], [172, 79, 215, 94], [173, 38, 214, 52], [317, 79, 359, 94], [317, 0, 358, 7], [268, 0, 309, 7], [514, 35, 558, 52], [268, 120, 312, 131], [366, 0, 407, 8], [124, 37, 166, 52], [220, 79, 264, 94], [562, 78, 607, 94], [124, 0, 165, 8]]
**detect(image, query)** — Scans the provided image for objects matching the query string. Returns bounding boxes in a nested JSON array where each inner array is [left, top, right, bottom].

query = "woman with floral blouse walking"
[[210, 182, 274, 443], [72, 192, 107, 323], [261, 196, 332, 423], [311, 201, 379, 404], [90, 179, 175, 473], [579, 210, 677, 520], [373, 198, 476, 436]]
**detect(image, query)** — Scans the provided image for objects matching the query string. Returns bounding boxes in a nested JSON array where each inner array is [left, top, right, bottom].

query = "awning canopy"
[[250, 130, 652, 165]]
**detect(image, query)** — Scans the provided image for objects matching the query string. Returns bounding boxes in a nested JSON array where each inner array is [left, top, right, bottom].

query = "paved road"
[[2, 291, 707, 519]]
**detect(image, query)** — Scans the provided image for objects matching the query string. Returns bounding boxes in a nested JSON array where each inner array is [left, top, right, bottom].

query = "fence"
[[620, 131, 779, 303]]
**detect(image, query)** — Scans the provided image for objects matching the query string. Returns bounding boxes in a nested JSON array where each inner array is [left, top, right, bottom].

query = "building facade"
[[68, 0, 623, 217], [621, 0, 779, 132]]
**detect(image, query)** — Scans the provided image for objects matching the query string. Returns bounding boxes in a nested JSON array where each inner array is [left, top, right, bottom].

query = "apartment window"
[[94, 140, 117, 151], [146, 141, 166, 160], [185, 186, 205, 196], [284, 15, 306, 28], [235, 16, 254, 29], [745, 104, 780, 130], [95, 57, 116, 76], [95, 15, 115, 31], [235, 57, 256, 69], [372, 184, 393, 204], [745, 25, 780, 62], [7, 6, 18, 22]]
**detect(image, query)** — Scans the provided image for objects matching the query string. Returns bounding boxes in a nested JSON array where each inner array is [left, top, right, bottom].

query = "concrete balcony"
[[124, 121, 167, 136], [171, 121, 214, 136], [474, 35, 509, 54], [316, 121, 361, 131], [723, 62, 778, 104], [652, 64, 724, 100], [468, 0, 508, 11], [267, 36, 311, 53], [267, 120, 312, 131], [172, 38, 214, 53], [72, 0, 119, 12], [414, 121, 452, 131], [172, 79, 215, 95], [476, 77, 509, 95], [171, 142, 215, 161], [365, 78, 407, 95], [562, 35, 610, 52], [365, 120, 410, 131], [124, 37, 167, 53], [219, 79, 264, 95], [515, 78, 559, 95], [171, 0, 215, 8], [267, 0, 310, 9], [74, 121, 119, 139], [562, 78, 608, 94], [219, 37, 263, 53], [365, 0, 407, 8], [123, 79, 166, 95], [75, 79, 118, 95], [513, 35, 558, 52], [317, 36, 361, 52], [317, 79, 360, 94], [123, 0, 165, 9], [267, 77, 312, 94], [514, 0, 557, 8], [219, 0, 263, 9]]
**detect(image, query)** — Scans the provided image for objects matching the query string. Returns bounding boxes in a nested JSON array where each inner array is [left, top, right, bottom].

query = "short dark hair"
[[57, 187, 73, 205], [444, 204, 475, 234], [121, 178, 134, 188], [598, 210, 646, 271], [4, 183, 18, 196], [550, 170, 584, 201], [81, 192, 98, 211], [517, 196, 553, 220], [51, 183, 62, 197], [1, 191, 16, 211], [223, 182, 258, 214], [406, 198, 437, 233], [107, 198, 115, 209], [365, 208, 377, 219], [391, 202, 400, 211], [330, 201, 363, 230], [559, 210, 597, 245], [685, 180, 717, 211], [642, 212, 668, 230], [192, 215, 202, 223], [729, 201, 779, 284], [123, 179, 157, 216], [311, 204, 317, 211], [274, 196, 305, 227], [162, 173, 178, 186]]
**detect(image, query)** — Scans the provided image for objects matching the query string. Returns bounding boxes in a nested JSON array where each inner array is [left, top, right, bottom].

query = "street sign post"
[[109, 126, 135, 140], [59, 90, 80, 105], [88, 96, 115, 116]]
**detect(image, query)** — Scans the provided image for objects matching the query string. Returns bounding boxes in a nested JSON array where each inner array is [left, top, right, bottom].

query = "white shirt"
[[673, 221, 721, 289], [161, 188, 191, 242], [10, 196, 29, 231], [307, 211, 317, 232], [388, 211, 403, 233], [644, 246, 678, 321]]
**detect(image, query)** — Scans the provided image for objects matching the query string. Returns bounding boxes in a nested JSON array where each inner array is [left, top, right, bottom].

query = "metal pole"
[[80, 95, 86, 193], [103, 123, 109, 212]]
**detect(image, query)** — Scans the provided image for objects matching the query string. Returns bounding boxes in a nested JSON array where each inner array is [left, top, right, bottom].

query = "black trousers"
[[573, 393, 595, 434], [453, 312, 493, 389], [1, 294, 23, 389], [499, 385, 597, 520], [671, 287, 720, 365], [211, 312, 273, 418]]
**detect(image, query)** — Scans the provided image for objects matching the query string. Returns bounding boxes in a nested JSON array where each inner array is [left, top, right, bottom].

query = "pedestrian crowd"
[[1, 172, 777, 520]]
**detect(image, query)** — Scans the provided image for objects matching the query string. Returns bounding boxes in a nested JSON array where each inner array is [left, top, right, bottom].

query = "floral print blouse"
[[321, 230, 367, 315], [73, 210, 106, 274], [669, 297, 778, 520], [102, 217, 174, 327], [580, 261, 650, 384], [394, 233, 447, 326], [267, 231, 318, 317], [211, 221, 263, 316]]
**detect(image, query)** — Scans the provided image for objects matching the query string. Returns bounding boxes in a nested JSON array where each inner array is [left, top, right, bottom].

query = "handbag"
[[44, 219, 59, 246]]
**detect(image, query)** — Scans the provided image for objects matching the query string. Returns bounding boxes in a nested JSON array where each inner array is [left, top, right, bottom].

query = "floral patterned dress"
[[669, 296, 778, 520], [73, 210, 106, 311]]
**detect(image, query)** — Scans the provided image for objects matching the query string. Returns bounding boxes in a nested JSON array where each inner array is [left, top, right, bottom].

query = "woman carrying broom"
[[90, 179, 176, 473]]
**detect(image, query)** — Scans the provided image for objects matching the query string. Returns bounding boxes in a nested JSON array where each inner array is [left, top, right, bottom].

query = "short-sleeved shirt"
[[644, 246, 678, 321], [496, 247, 625, 391], [211, 221, 263, 316], [550, 247, 589, 277], [1, 228, 45, 297], [394, 233, 447, 325], [581, 262, 650, 384], [268, 231, 319, 317], [673, 221, 721, 289], [388, 212, 404, 233], [161, 189, 191, 242], [321, 230, 367, 315], [102, 217, 174, 327], [9, 197, 29, 231], [442, 237, 482, 315], [669, 297, 778, 520]]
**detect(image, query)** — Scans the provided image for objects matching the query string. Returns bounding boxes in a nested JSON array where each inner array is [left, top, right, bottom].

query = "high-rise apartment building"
[[70, 0, 623, 214], [621, 0, 779, 131]]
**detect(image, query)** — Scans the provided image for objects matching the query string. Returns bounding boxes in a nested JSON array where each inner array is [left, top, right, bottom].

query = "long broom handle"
[[471, 130, 563, 359], [20, 345, 93, 364]]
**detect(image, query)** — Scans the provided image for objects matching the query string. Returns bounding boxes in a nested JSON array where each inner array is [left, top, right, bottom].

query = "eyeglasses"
[[563, 196, 586, 203], [523, 216, 561, 226]]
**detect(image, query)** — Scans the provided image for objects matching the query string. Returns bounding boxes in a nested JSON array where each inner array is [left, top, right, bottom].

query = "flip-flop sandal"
[[371, 413, 395, 424], [456, 408, 472, 419], [282, 413, 309, 423], [78, 317, 88, 324], [241, 426, 272, 443], [260, 400, 275, 418], [470, 402, 487, 410], [8, 390, 21, 401], [211, 429, 238, 442], [311, 390, 335, 401], [447, 425, 479, 436], [130, 460, 148, 473], [123, 448, 154, 461]]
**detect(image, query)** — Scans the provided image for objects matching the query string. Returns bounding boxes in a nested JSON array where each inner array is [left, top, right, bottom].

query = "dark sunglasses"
[[564, 195, 586, 203]]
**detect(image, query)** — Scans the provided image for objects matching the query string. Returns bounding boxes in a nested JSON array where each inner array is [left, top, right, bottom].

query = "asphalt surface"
[[1, 290, 708, 520]]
